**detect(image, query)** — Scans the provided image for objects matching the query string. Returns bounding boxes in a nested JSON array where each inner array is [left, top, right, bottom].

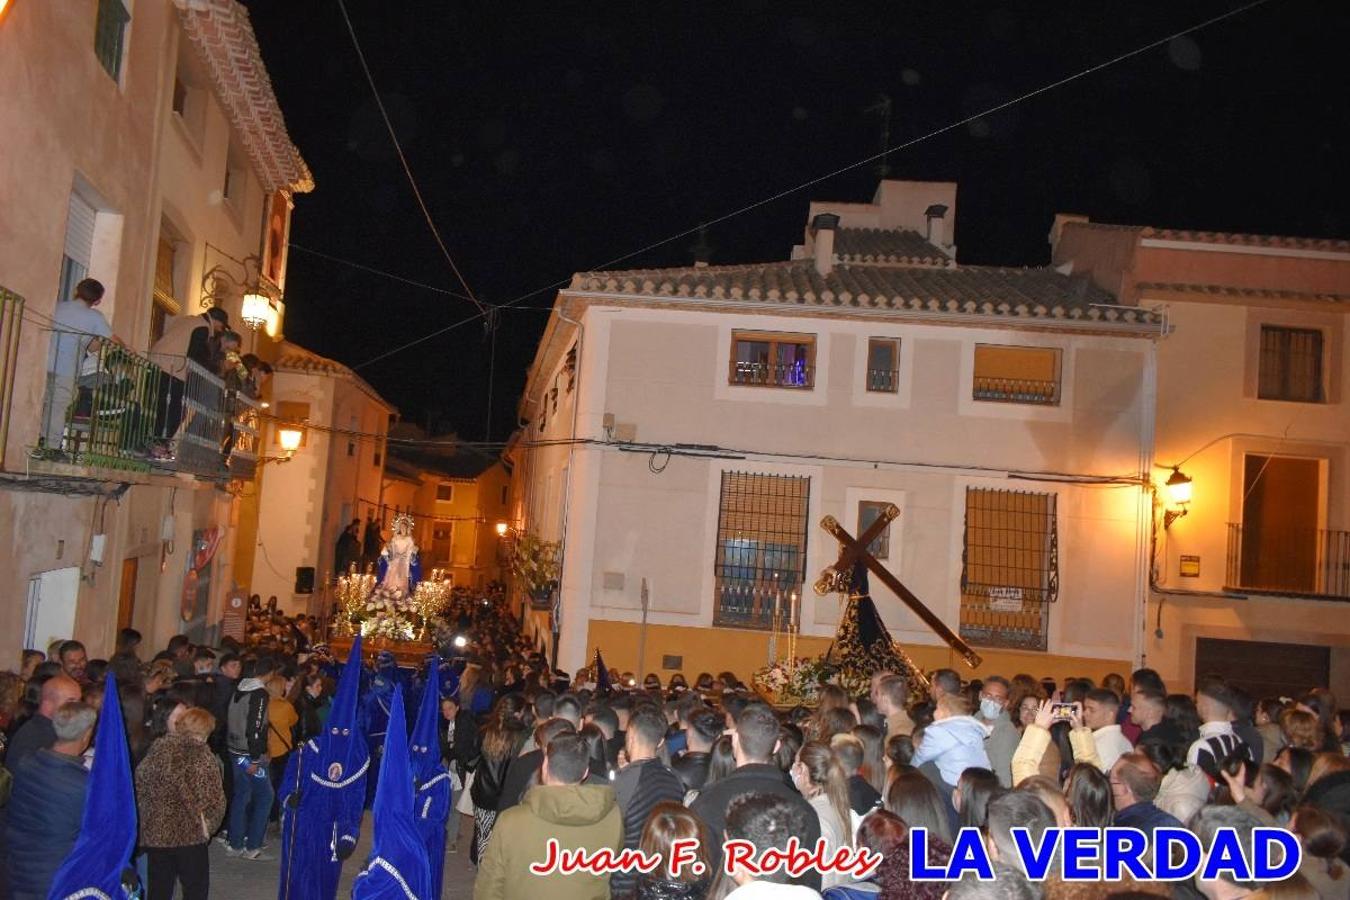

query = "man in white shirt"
[[1083, 688, 1133, 772], [43, 278, 113, 451]]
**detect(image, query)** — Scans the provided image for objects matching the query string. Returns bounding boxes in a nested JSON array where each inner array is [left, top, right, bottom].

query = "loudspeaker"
[[295, 566, 315, 594]]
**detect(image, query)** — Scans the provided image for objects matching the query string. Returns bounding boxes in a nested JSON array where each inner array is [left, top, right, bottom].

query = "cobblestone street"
[[208, 813, 476, 898]]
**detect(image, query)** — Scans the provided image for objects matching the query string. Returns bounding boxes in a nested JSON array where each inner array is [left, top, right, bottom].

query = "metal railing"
[[972, 375, 1060, 405], [866, 367, 899, 393], [37, 338, 259, 480], [39, 340, 165, 472], [0, 288, 22, 468], [714, 578, 802, 630], [1225, 523, 1350, 599], [728, 360, 815, 389]]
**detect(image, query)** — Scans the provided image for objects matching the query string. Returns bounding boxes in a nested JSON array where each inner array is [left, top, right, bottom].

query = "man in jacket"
[[692, 702, 822, 892], [672, 707, 722, 794], [5, 673, 80, 773], [474, 732, 621, 900], [5, 701, 96, 900], [1110, 751, 1184, 837], [225, 657, 273, 858], [611, 706, 685, 897], [977, 675, 1020, 788]]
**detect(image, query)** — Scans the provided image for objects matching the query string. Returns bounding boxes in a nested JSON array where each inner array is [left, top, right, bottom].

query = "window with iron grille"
[[730, 331, 815, 389], [94, 0, 130, 81], [1258, 326, 1324, 403], [713, 472, 810, 629], [436, 483, 454, 503], [960, 488, 1058, 651], [866, 338, 899, 393]]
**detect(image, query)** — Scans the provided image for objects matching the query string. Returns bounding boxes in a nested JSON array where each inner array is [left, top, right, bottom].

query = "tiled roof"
[[567, 260, 1162, 328], [1136, 282, 1350, 305], [174, 0, 314, 194], [389, 445, 500, 481], [1069, 221, 1350, 253], [833, 228, 952, 267], [275, 342, 392, 408]]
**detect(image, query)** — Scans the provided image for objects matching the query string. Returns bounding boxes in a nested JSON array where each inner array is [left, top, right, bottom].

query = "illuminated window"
[[729, 331, 815, 389]]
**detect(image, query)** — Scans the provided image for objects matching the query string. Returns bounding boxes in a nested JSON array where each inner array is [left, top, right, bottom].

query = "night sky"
[[243, 0, 1347, 442]]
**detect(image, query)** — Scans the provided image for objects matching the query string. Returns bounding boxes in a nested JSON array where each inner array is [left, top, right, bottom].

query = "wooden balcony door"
[[118, 557, 138, 631], [1240, 455, 1319, 592]]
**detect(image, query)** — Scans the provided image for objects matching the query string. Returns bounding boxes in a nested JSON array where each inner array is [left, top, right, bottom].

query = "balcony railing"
[[0, 288, 23, 468], [1225, 523, 1350, 600], [866, 367, 899, 393], [728, 360, 815, 389], [36, 335, 259, 480], [972, 375, 1060, 405]]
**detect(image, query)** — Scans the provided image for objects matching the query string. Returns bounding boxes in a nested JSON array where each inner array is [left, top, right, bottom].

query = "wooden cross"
[[815, 505, 983, 670]]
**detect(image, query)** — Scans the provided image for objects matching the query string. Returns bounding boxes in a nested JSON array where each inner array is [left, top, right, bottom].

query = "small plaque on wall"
[[662, 655, 683, 670], [1180, 555, 1201, 578]]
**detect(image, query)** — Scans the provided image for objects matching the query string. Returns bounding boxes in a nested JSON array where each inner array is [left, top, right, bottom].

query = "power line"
[[335, 0, 487, 314], [349, 0, 1275, 371], [288, 242, 478, 303]]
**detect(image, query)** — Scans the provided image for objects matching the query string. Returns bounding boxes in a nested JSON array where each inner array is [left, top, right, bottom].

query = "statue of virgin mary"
[[377, 514, 421, 596]]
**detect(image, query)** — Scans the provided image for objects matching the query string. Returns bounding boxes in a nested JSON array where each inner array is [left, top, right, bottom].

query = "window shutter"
[[64, 193, 97, 269]]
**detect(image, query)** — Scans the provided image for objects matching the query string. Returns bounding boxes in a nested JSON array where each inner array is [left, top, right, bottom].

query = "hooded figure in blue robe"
[[278, 636, 369, 900], [409, 656, 452, 898], [362, 651, 399, 806], [48, 674, 139, 900], [352, 686, 432, 900]]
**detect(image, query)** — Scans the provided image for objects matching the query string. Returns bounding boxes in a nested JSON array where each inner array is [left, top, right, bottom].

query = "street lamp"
[[259, 426, 304, 469], [1163, 467, 1193, 529], [495, 521, 509, 537], [240, 290, 271, 330]]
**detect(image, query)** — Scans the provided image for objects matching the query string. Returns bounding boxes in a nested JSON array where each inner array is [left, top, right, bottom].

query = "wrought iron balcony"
[[728, 360, 815, 389], [867, 367, 899, 393], [34, 332, 260, 481], [1225, 523, 1350, 600], [972, 375, 1059, 405]]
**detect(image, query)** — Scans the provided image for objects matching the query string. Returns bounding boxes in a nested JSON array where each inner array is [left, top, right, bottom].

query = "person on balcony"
[[150, 306, 228, 456], [42, 278, 112, 455]]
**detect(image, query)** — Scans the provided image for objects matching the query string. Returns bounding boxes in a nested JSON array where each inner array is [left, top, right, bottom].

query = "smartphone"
[[1050, 702, 1076, 721]]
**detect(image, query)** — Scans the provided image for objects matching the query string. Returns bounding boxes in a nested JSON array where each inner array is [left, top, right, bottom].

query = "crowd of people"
[[1, 587, 1348, 900]]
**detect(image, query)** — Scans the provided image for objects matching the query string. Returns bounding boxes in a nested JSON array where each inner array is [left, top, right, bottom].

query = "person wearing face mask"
[[977, 676, 1019, 788]]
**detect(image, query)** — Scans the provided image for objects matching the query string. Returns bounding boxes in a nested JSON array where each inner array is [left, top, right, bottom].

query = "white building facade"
[[518, 182, 1164, 682]]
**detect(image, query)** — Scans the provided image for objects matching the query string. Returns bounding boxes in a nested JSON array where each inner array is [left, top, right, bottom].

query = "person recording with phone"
[[1010, 699, 1102, 786]]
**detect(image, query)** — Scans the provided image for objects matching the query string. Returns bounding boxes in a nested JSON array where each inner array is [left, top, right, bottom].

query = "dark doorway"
[[1194, 637, 1329, 700], [1240, 455, 1319, 592]]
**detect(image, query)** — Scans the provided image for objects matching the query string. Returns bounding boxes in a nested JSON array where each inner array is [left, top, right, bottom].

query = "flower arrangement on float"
[[359, 585, 418, 641]]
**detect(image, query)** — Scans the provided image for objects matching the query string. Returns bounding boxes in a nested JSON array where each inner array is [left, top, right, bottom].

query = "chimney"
[[924, 203, 949, 248], [811, 212, 839, 276]]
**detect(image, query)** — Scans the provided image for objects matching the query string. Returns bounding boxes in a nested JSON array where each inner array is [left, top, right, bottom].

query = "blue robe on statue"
[[410, 656, 452, 899], [47, 675, 139, 900], [352, 686, 433, 900], [278, 636, 370, 900]]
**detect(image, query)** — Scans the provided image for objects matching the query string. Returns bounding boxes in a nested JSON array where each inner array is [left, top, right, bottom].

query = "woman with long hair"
[[877, 772, 953, 900], [289, 672, 331, 745], [1275, 746, 1316, 796], [793, 741, 854, 890], [852, 724, 887, 796], [824, 810, 907, 900], [954, 767, 1005, 829], [1165, 694, 1203, 746], [1063, 762, 1113, 827], [635, 802, 711, 900], [468, 717, 527, 864], [1252, 763, 1297, 823], [703, 735, 736, 790], [775, 724, 804, 774], [815, 707, 858, 745]]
